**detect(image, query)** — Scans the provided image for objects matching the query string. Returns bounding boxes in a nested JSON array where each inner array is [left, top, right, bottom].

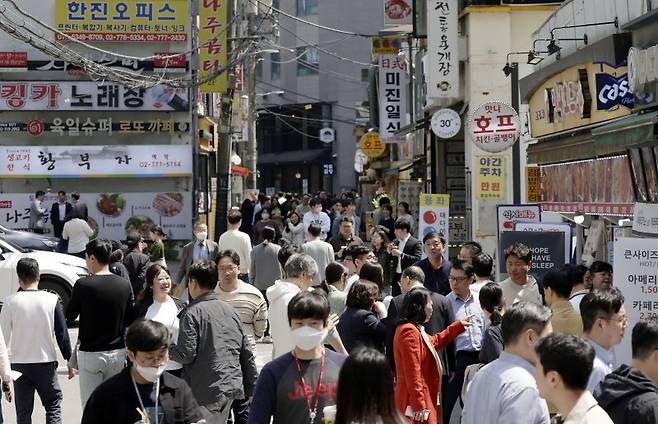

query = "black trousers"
[[228, 398, 250, 424], [392, 272, 402, 297], [12, 362, 62, 424], [443, 350, 480, 423]]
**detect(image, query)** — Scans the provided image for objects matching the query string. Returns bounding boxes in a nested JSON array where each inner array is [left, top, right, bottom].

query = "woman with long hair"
[[337, 279, 387, 354], [359, 262, 385, 295], [371, 229, 394, 294], [478, 282, 506, 364], [147, 224, 166, 266], [334, 347, 405, 424], [134, 264, 187, 376], [281, 210, 305, 247], [394, 287, 471, 424]]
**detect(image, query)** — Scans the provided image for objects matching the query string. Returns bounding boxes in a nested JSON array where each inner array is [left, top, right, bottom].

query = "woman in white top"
[[136, 264, 187, 376], [61, 209, 93, 258]]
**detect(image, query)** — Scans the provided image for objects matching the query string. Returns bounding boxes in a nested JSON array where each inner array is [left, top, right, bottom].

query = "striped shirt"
[[217, 281, 268, 351]]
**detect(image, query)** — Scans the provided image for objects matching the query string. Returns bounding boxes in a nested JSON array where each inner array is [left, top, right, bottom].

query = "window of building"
[[256, 60, 263, 80], [271, 52, 281, 80], [297, 47, 319, 76], [296, 0, 318, 16], [361, 68, 369, 82]]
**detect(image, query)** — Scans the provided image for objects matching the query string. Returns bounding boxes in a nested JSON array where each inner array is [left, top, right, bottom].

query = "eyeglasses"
[[449, 276, 469, 283], [425, 242, 443, 249], [218, 265, 237, 272], [606, 315, 627, 325]]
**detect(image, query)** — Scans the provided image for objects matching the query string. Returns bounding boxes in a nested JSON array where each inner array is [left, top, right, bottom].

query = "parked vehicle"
[[0, 224, 59, 252]]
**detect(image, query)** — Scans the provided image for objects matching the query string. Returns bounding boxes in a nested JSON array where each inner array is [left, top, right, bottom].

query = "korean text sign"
[[613, 238, 658, 366], [0, 145, 192, 178], [419, 194, 450, 260], [379, 54, 408, 143], [469, 101, 520, 153], [0, 118, 188, 137], [475, 155, 505, 200], [0, 81, 189, 111], [199, 0, 228, 93], [54, 0, 188, 42], [426, 0, 458, 99]]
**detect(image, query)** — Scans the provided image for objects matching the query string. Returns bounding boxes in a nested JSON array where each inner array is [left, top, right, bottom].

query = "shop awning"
[[591, 111, 658, 155], [258, 149, 329, 165], [527, 133, 595, 164]]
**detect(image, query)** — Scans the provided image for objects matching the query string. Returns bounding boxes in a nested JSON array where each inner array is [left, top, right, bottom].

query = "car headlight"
[[72, 266, 89, 278], [42, 240, 58, 248]]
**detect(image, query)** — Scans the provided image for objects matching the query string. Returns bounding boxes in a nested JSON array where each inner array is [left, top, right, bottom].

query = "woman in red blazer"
[[394, 287, 471, 424]]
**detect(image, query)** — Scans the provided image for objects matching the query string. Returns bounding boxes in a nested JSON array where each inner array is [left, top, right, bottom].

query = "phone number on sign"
[[56, 33, 187, 42]]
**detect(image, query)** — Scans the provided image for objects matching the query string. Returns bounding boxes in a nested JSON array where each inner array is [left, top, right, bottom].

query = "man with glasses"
[[343, 245, 377, 294], [414, 231, 451, 296], [580, 288, 627, 393]]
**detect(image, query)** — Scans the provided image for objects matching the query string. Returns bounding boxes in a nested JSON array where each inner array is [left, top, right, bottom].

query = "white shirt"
[[58, 202, 66, 221], [395, 234, 411, 273], [145, 297, 182, 371], [344, 274, 359, 294], [302, 210, 331, 241], [500, 276, 543, 306], [62, 218, 94, 253], [218, 229, 252, 274], [562, 391, 613, 424], [569, 289, 590, 312]]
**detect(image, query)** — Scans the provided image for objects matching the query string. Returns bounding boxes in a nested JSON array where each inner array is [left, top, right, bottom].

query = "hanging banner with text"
[[475, 155, 505, 200], [526, 166, 541, 203], [54, 0, 189, 42], [379, 55, 408, 143], [0, 118, 188, 137], [496, 204, 541, 234], [426, 0, 458, 100], [199, 0, 228, 93], [498, 231, 565, 282], [0, 144, 192, 178], [419, 194, 450, 259], [613, 237, 658, 366], [0, 192, 191, 240]]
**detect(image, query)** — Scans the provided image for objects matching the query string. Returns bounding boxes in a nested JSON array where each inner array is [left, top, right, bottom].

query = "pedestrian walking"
[[49, 190, 72, 240], [337, 279, 387, 353], [250, 226, 283, 310], [0, 257, 74, 424], [217, 212, 251, 281], [396, 201, 414, 236], [108, 242, 130, 281], [302, 198, 331, 241], [328, 216, 363, 260], [61, 209, 93, 258], [469, 252, 495, 298], [371, 229, 394, 294], [0, 326, 11, 424], [500, 242, 543, 306], [390, 218, 423, 298], [302, 224, 335, 285], [319, 262, 348, 315], [65, 239, 135, 408], [123, 232, 150, 298], [70, 192, 88, 222], [586, 261, 613, 291], [343, 245, 377, 294], [568, 264, 590, 311], [28, 190, 47, 234], [281, 211, 305, 247], [541, 267, 583, 335], [147, 224, 167, 267], [178, 222, 220, 291], [457, 241, 482, 264], [477, 282, 505, 364]]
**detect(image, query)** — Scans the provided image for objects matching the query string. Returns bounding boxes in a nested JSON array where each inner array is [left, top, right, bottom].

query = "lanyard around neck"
[[293, 352, 326, 424], [131, 375, 160, 424]]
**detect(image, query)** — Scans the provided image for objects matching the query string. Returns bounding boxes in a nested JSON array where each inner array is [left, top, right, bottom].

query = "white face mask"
[[195, 231, 207, 242], [291, 325, 326, 351], [134, 362, 167, 383]]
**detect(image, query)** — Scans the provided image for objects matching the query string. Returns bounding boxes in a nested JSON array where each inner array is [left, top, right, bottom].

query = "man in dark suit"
[[50, 190, 72, 239], [386, 265, 456, 383], [176, 222, 220, 294], [389, 217, 422, 296], [71, 192, 88, 221]]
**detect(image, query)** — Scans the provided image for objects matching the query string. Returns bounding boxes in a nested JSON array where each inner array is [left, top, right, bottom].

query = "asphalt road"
[[1, 328, 274, 424]]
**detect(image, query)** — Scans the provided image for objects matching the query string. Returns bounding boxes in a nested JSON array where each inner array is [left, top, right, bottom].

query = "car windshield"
[[0, 236, 27, 253]]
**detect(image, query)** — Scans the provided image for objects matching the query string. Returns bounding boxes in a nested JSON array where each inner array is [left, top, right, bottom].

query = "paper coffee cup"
[[323, 405, 336, 424]]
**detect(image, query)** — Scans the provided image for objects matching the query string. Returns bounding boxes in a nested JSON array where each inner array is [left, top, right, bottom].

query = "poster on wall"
[[418, 194, 450, 259], [496, 204, 540, 234], [0, 192, 192, 239], [514, 222, 573, 264], [613, 237, 658, 366], [498, 231, 565, 282]]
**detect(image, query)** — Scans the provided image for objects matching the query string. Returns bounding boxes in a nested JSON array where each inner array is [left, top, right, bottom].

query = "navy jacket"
[[336, 306, 386, 353]]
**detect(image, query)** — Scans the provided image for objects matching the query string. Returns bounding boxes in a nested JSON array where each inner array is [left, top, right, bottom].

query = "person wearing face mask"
[[248, 291, 347, 424], [170, 260, 258, 423], [177, 222, 220, 295], [82, 319, 206, 424], [253, 208, 282, 245]]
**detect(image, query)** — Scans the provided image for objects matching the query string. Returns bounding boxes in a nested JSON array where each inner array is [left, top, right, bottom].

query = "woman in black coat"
[[336, 279, 387, 353]]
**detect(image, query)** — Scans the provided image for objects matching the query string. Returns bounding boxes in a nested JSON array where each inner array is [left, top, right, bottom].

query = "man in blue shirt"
[[414, 231, 451, 296], [443, 259, 486, 422], [462, 302, 552, 424]]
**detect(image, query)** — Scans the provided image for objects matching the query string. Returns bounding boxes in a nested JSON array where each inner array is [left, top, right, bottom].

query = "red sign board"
[[234, 64, 244, 91], [154, 53, 187, 70], [0, 52, 27, 71]]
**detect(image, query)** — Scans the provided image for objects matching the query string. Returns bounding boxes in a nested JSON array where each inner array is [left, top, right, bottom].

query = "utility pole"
[[190, 0, 199, 225], [245, 12, 258, 190]]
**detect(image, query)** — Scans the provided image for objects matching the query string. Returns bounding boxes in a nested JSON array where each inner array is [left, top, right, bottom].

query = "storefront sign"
[[469, 101, 520, 153], [627, 46, 658, 94], [542, 202, 634, 216], [526, 166, 541, 203], [384, 0, 412, 26], [25, 55, 187, 73], [430, 108, 461, 139], [0, 118, 188, 137], [426, 0, 458, 100], [0, 81, 188, 112], [54, 0, 188, 42], [632, 202, 658, 235], [0, 192, 191, 240], [475, 155, 505, 200], [0, 52, 27, 72], [499, 231, 565, 281], [596, 73, 634, 110], [199, 0, 228, 93], [359, 132, 386, 158], [0, 144, 192, 178], [419, 194, 450, 259], [613, 237, 658, 365], [528, 63, 630, 138], [371, 37, 404, 55], [514, 222, 573, 264], [379, 55, 408, 143], [449, 216, 467, 244], [497, 204, 540, 234]]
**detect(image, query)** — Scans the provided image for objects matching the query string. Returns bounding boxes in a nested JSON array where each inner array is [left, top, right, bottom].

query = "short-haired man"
[[594, 319, 658, 423], [170, 260, 258, 423], [66, 239, 135, 408], [587, 261, 613, 291], [218, 211, 252, 281], [70, 192, 88, 221], [534, 334, 613, 424], [568, 264, 590, 311], [580, 288, 627, 393], [49, 190, 72, 239], [216, 250, 267, 424], [500, 242, 543, 306], [302, 197, 331, 241], [390, 218, 422, 296], [248, 291, 347, 424], [29, 190, 47, 234], [178, 222, 220, 290], [470, 252, 495, 298], [444, 259, 486, 422], [82, 319, 205, 424], [0, 258, 74, 423], [328, 216, 363, 260], [123, 232, 150, 297], [330, 199, 361, 237], [302, 223, 335, 285], [413, 231, 451, 296], [458, 241, 482, 263], [462, 302, 552, 424], [343, 245, 376, 294], [542, 267, 583, 336]]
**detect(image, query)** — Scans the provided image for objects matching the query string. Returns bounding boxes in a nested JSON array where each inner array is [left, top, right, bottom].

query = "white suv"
[[0, 237, 88, 310]]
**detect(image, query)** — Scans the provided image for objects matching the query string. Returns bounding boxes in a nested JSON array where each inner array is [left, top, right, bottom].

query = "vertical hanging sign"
[[426, 0, 458, 100], [379, 55, 408, 143], [199, 0, 228, 93]]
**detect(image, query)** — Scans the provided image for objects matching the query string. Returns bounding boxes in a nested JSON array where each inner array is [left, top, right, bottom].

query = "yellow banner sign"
[[54, 0, 188, 42], [476, 155, 505, 200], [526, 166, 541, 203], [359, 132, 386, 158], [199, 0, 228, 93]]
